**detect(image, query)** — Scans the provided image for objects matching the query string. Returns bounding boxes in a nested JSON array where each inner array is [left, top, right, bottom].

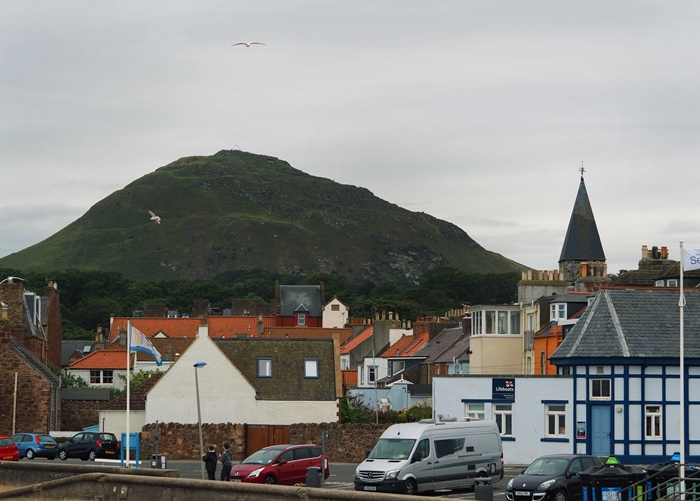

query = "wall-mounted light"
[[616, 406, 622, 413]]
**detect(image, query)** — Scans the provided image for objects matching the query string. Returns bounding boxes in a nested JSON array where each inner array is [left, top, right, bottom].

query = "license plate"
[[3, 455, 13, 460], [105, 450, 115, 454], [364, 486, 377, 491], [516, 491, 531, 497], [232, 479, 241, 482], [46, 445, 54, 448]]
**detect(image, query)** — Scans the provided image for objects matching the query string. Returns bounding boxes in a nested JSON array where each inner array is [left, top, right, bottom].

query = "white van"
[[354, 418, 503, 495]]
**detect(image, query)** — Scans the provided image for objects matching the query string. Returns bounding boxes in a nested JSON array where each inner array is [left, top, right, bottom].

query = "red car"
[[0, 436, 20, 461], [230, 444, 330, 485]]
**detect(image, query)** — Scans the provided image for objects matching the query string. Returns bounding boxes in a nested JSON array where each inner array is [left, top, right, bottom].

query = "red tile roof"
[[380, 332, 429, 357], [69, 349, 133, 370], [261, 327, 352, 345], [342, 369, 358, 387], [109, 317, 204, 342], [208, 316, 276, 338], [340, 326, 373, 354]]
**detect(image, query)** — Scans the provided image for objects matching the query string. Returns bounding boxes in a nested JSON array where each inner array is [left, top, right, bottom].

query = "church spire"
[[559, 171, 605, 276]]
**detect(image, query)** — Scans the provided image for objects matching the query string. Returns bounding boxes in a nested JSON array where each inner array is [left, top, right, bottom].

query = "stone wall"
[[0, 336, 53, 435], [60, 399, 105, 431], [140, 422, 246, 461], [136, 422, 390, 464], [291, 422, 390, 464]]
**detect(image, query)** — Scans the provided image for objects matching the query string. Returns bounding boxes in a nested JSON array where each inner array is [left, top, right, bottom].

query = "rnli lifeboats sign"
[[492, 378, 515, 400]]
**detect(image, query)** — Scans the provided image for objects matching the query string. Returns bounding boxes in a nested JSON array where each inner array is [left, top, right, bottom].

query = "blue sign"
[[492, 378, 515, 400]]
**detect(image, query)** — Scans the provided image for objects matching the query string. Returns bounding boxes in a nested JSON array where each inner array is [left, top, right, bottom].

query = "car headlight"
[[248, 468, 264, 478], [538, 479, 556, 490], [507, 478, 514, 489], [385, 469, 400, 480], [354, 467, 360, 478]]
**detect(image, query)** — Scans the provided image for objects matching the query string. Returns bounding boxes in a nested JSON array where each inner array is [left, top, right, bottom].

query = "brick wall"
[[44, 283, 63, 369], [0, 337, 53, 435], [291, 422, 390, 464]]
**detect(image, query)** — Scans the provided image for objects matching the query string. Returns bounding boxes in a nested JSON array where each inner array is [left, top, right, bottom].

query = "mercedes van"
[[354, 418, 503, 495]]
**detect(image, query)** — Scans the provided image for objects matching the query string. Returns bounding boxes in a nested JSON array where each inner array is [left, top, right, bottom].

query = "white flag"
[[129, 325, 162, 366], [683, 248, 700, 271]]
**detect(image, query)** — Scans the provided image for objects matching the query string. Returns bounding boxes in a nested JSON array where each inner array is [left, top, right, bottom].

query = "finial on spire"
[[580, 161, 585, 181]]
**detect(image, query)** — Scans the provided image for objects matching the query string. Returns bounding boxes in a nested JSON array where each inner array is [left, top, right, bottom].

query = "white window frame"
[[304, 358, 319, 378], [655, 280, 665, 287], [668, 279, 678, 287], [645, 405, 662, 440], [546, 404, 566, 437], [590, 378, 611, 400], [368, 365, 377, 383], [465, 403, 485, 420], [493, 403, 513, 436], [297, 313, 306, 326], [89, 370, 114, 385]]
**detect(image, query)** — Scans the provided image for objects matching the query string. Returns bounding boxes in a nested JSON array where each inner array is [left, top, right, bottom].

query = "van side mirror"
[[411, 452, 423, 463], [365, 450, 370, 458]]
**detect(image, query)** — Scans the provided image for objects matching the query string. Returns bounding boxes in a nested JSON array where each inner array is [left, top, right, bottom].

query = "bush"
[[340, 395, 432, 424]]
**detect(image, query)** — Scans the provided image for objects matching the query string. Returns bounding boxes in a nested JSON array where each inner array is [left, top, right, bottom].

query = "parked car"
[[230, 444, 330, 485], [0, 436, 20, 461], [506, 454, 602, 501], [57, 432, 120, 461], [11, 433, 58, 460]]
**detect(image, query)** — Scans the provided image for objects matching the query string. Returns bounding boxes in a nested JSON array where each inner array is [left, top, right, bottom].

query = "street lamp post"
[[194, 361, 207, 480]]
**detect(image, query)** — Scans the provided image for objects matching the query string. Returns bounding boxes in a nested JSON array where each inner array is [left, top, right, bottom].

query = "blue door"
[[591, 405, 611, 456]]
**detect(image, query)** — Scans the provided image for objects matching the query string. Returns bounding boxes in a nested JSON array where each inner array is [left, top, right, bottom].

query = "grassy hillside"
[[0, 150, 526, 282]]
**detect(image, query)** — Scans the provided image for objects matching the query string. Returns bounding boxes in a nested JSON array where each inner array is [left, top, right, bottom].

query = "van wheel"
[[403, 479, 417, 495], [553, 490, 567, 501]]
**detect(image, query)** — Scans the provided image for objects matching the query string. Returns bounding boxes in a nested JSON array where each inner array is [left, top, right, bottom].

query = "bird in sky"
[[231, 42, 265, 47], [148, 210, 161, 225]]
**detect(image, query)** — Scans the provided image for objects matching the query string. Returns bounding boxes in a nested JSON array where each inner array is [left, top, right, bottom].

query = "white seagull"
[[231, 42, 265, 47], [148, 210, 161, 225], [0, 276, 25, 284]]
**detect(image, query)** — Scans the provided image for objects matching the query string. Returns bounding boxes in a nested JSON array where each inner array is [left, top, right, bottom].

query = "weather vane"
[[579, 161, 585, 180]]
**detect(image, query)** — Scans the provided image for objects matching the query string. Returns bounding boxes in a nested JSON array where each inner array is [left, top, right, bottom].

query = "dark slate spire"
[[559, 173, 605, 262]]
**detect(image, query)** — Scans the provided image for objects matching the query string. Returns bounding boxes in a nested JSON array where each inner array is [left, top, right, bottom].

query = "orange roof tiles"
[[207, 316, 276, 338], [340, 326, 373, 354], [109, 317, 204, 342], [342, 369, 358, 387], [261, 327, 352, 345], [380, 332, 429, 357], [69, 349, 133, 370]]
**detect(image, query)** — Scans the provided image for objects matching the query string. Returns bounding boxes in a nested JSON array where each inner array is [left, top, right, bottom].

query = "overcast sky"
[[2, 1, 699, 275]]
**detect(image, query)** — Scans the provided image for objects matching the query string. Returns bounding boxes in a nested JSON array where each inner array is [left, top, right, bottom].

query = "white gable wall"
[[322, 298, 348, 328], [145, 326, 338, 425]]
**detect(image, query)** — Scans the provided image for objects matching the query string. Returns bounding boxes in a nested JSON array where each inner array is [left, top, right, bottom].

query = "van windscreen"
[[368, 439, 416, 460]]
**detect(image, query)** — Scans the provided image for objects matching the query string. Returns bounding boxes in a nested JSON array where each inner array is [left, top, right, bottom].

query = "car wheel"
[[26, 449, 35, 460], [88, 450, 97, 461], [553, 489, 567, 501], [59, 450, 68, 461], [403, 478, 417, 495], [264, 475, 277, 484]]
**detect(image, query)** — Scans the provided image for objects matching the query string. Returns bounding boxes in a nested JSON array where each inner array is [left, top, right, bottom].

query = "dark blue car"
[[11, 433, 58, 460]]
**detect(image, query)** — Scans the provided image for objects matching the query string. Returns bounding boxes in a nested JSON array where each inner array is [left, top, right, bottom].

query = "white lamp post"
[[194, 361, 207, 480]]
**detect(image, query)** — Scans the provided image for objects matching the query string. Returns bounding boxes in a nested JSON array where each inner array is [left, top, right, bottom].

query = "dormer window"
[[550, 303, 566, 321], [297, 313, 306, 326]]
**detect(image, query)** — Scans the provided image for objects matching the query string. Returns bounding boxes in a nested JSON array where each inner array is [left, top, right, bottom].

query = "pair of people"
[[201, 443, 233, 481]]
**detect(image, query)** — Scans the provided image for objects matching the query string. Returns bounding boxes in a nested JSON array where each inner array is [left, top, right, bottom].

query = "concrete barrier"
[[0, 471, 417, 501], [0, 460, 178, 487]]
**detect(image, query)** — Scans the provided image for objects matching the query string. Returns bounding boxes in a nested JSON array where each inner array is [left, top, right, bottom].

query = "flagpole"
[[126, 318, 131, 468], [679, 242, 686, 498]]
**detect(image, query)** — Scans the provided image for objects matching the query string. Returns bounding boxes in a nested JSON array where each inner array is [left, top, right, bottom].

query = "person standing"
[[220, 442, 233, 481], [202, 445, 217, 480]]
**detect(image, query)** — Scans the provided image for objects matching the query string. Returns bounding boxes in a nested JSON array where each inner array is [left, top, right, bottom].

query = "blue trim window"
[[546, 404, 566, 437], [258, 357, 273, 378], [494, 403, 513, 436], [645, 405, 662, 440], [466, 403, 485, 420], [590, 378, 611, 400]]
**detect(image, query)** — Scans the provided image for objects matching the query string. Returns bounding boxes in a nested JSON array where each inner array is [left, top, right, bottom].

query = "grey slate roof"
[[278, 285, 322, 317], [10, 336, 60, 388], [413, 327, 464, 361], [551, 289, 700, 361], [434, 333, 471, 364], [551, 293, 593, 304], [62, 340, 98, 366], [559, 178, 606, 262]]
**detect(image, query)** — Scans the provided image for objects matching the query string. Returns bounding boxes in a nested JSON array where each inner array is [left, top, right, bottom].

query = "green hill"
[[0, 150, 526, 282]]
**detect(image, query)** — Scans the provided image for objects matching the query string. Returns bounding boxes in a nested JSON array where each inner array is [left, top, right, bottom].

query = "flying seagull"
[[0, 276, 25, 284], [231, 42, 265, 47], [148, 210, 161, 225]]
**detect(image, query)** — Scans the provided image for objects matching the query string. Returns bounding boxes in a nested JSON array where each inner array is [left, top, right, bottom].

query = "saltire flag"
[[682, 248, 700, 271], [129, 325, 162, 366]]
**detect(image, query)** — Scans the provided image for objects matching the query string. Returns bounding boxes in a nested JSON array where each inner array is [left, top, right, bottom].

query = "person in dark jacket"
[[220, 442, 233, 481], [202, 445, 217, 480]]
